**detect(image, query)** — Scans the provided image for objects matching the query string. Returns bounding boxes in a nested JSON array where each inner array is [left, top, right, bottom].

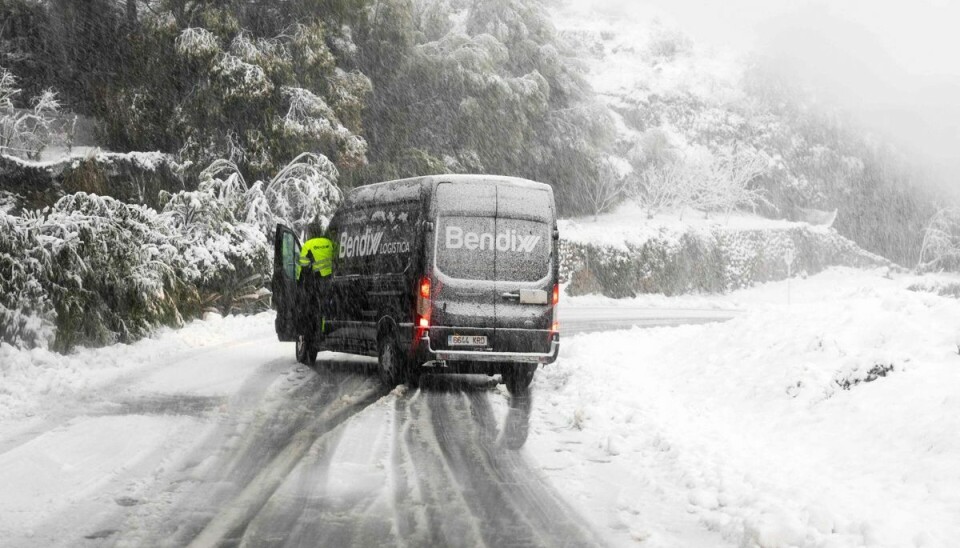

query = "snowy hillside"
[[554, 0, 744, 118], [550, 0, 938, 266]]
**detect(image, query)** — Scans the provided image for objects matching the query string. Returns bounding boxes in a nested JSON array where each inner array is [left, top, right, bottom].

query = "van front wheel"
[[296, 334, 317, 366], [502, 364, 536, 395]]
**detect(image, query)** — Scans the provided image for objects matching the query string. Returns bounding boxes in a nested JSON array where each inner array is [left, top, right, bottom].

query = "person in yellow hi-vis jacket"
[[298, 236, 335, 279], [296, 233, 335, 364]]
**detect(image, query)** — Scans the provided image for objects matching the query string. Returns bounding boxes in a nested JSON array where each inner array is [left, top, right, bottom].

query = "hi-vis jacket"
[[297, 237, 335, 279]]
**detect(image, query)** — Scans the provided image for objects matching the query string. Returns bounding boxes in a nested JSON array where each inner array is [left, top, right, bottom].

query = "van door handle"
[[501, 292, 521, 301]]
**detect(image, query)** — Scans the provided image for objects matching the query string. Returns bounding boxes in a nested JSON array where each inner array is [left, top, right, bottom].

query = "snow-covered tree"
[[263, 152, 342, 236], [584, 157, 629, 221], [95, 4, 371, 182], [353, 0, 615, 210], [695, 146, 771, 218], [917, 208, 960, 272], [631, 160, 697, 220], [0, 67, 69, 160]]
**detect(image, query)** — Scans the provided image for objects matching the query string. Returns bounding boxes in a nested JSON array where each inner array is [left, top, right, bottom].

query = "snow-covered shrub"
[[40, 193, 189, 350], [0, 194, 192, 351], [0, 190, 19, 213], [562, 225, 891, 298], [161, 153, 342, 315], [0, 211, 56, 348], [644, 24, 693, 63], [0, 150, 343, 350], [161, 160, 270, 315]]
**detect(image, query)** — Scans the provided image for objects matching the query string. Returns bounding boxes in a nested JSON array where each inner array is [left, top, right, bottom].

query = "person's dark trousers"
[[297, 273, 322, 339]]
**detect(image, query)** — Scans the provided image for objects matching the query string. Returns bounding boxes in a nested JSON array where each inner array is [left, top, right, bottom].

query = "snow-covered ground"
[[3, 267, 960, 547], [536, 267, 960, 547], [0, 313, 272, 422]]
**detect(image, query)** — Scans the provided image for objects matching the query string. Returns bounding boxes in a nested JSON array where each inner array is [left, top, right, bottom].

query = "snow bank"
[[0, 312, 273, 421], [560, 203, 820, 251], [530, 267, 960, 547]]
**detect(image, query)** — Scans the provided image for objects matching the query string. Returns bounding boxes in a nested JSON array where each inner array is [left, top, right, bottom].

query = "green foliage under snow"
[[561, 226, 892, 298]]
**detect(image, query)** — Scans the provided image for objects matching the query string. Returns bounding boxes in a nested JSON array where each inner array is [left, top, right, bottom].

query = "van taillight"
[[551, 283, 560, 335], [417, 276, 431, 329], [420, 278, 431, 300]]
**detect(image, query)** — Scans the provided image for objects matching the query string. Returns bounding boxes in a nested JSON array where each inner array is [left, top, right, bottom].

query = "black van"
[[271, 174, 560, 394]]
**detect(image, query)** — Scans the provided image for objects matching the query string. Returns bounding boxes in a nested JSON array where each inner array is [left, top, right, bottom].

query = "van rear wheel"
[[377, 335, 404, 387], [502, 363, 536, 395]]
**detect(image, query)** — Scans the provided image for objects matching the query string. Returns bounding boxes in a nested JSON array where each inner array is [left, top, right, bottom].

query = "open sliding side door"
[[272, 224, 301, 342]]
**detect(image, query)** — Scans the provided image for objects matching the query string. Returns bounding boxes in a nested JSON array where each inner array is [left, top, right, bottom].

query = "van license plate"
[[449, 335, 487, 346]]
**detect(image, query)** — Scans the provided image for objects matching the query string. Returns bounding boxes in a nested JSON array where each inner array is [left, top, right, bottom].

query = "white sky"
[[570, 0, 960, 184]]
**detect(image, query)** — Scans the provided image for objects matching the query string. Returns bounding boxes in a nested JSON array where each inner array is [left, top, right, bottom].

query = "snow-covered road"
[[4, 268, 960, 548], [0, 305, 718, 547]]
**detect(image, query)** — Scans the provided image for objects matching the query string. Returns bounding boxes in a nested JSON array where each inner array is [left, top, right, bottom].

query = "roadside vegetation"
[[0, 0, 953, 350]]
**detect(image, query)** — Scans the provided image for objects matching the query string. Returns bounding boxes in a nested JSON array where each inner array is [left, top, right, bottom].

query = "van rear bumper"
[[419, 334, 559, 365]]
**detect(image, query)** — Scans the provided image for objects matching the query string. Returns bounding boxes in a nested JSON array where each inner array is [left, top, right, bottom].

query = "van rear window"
[[494, 218, 551, 282], [436, 216, 496, 280], [435, 216, 550, 282]]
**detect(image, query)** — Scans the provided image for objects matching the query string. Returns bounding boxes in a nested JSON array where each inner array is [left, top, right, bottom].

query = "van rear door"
[[430, 183, 498, 350], [493, 185, 554, 354]]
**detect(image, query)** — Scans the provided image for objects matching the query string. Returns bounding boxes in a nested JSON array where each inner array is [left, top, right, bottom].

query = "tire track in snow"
[[204, 374, 604, 548], [89, 366, 380, 548], [235, 382, 399, 547], [183, 374, 384, 547], [418, 381, 604, 547]]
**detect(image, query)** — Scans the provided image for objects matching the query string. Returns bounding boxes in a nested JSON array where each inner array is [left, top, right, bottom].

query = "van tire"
[[377, 335, 404, 387], [296, 334, 317, 366], [502, 364, 536, 395]]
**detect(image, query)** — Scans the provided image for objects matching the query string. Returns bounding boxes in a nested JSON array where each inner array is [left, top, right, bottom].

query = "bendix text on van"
[[444, 226, 541, 253], [339, 229, 411, 259]]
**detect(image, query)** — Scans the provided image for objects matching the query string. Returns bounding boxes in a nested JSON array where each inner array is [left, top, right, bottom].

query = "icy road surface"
[[0, 305, 730, 548]]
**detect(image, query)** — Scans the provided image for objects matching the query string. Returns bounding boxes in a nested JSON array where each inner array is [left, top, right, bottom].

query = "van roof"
[[345, 174, 553, 207]]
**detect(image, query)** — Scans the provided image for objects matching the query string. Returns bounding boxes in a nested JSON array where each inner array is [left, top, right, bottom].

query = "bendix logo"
[[445, 226, 540, 253], [339, 229, 411, 259], [339, 229, 384, 259]]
